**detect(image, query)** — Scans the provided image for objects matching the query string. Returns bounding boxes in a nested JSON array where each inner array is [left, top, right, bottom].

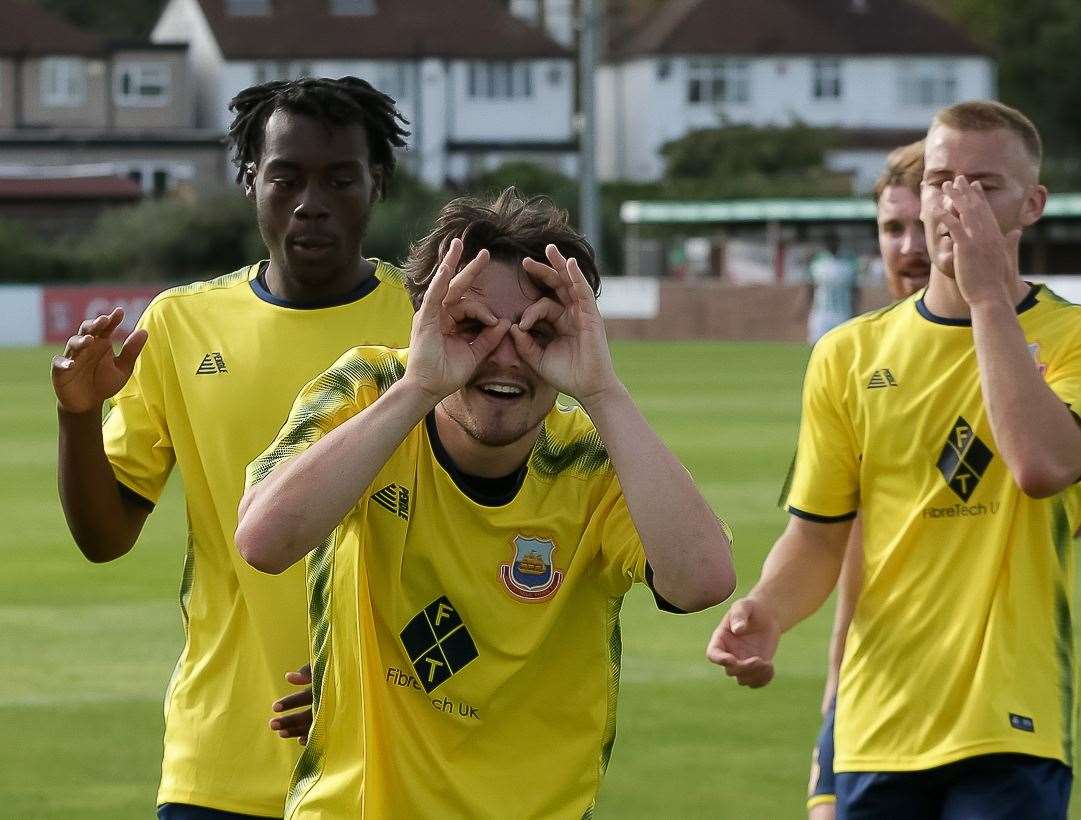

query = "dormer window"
[[331, 0, 375, 14], [227, 0, 270, 16]]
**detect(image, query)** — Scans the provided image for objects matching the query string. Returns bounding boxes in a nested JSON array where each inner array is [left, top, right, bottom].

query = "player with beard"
[[236, 189, 736, 819], [52, 77, 412, 819], [806, 140, 931, 819], [710, 101, 1081, 819]]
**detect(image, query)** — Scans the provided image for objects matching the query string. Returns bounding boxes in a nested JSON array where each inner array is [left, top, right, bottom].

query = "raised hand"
[[510, 244, 619, 408], [404, 237, 511, 403], [51, 307, 148, 414], [705, 598, 781, 688], [938, 176, 1022, 307]]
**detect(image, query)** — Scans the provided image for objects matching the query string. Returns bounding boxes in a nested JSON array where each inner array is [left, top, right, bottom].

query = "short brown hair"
[[872, 139, 925, 203], [403, 187, 600, 310], [932, 100, 1043, 166]]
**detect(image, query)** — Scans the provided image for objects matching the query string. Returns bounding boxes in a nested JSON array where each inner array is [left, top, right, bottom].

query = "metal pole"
[[578, 0, 601, 259]]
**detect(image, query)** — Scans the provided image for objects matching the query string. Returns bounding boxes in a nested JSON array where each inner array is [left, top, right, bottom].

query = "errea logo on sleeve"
[[867, 368, 898, 389]]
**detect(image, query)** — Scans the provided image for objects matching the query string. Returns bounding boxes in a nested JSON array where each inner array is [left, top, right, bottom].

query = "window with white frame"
[[376, 61, 408, 100], [468, 62, 533, 100], [253, 61, 313, 85], [227, 0, 270, 15], [331, 0, 375, 14], [686, 59, 750, 105], [899, 60, 958, 106], [41, 57, 87, 107], [115, 62, 171, 106], [813, 59, 842, 100]]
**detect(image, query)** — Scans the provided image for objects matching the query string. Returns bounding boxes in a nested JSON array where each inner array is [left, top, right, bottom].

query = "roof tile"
[[609, 0, 987, 59], [198, 0, 570, 60]]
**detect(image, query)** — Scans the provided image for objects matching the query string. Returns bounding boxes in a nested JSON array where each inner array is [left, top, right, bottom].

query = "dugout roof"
[[621, 194, 1081, 226]]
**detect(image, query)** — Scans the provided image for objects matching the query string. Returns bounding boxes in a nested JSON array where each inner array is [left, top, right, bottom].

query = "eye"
[[457, 319, 484, 340], [270, 176, 297, 189], [330, 177, 357, 189], [528, 324, 555, 346]]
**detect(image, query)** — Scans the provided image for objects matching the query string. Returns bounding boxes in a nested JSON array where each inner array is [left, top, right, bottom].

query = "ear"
[[1019, 183, 1047, 228], [243, 162, 258, 201], [369, 166, 385, 205]]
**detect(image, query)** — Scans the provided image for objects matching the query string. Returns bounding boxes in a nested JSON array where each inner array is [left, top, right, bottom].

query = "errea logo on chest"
[[196, 352, 228, 375]]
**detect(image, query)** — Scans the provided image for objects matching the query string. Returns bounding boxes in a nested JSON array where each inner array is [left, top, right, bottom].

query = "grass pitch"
[[1, 342, 1076, 818]]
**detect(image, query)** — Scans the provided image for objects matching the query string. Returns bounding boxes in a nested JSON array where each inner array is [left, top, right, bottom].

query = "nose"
[[487, 328, 521, 368], [901, 224, 926, 257], [294, 181, 329, 221]]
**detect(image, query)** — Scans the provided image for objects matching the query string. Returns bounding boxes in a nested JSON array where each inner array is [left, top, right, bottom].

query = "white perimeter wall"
[[0, 287, 45, 346]]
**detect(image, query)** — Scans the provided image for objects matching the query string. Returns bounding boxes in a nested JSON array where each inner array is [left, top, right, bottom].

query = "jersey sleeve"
[[781, 339, 860, 521], [1044, 330, 1081, 411], [595, 474, 647, 596], [102, 303, 174, 506], [594, 472, 713, 613], [245, 348, 400, 491]]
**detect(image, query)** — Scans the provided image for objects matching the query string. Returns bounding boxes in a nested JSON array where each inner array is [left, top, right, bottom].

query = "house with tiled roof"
[[597, 0, 996, 189], [152, 0, 578, 186], [0, 0, 223, 200]]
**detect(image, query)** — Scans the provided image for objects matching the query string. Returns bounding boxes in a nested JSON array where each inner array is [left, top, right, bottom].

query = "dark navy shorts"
[[808, 696, 838, 810], [836, 753, 1071, 820], [157, 804, 278, 820]]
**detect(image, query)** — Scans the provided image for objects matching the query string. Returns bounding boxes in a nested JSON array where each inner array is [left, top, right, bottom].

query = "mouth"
[[288, 235, 337, 253], [473, 380, 528, 402], [900, 265, 931, 283]]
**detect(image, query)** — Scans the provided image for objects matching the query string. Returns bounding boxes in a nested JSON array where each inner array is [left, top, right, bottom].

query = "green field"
[[1, 341, 1076, 818]]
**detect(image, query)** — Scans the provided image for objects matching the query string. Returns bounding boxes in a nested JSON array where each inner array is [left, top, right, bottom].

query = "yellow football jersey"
[[246, 346, 677, 820], [784, 284, 1081, 773], [102, 262, 413, 815]]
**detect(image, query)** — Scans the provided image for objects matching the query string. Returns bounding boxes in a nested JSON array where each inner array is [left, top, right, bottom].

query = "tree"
[[925, 0, 1081, 154], [659, 123, 852, 199], [31, 0, 167, 40]]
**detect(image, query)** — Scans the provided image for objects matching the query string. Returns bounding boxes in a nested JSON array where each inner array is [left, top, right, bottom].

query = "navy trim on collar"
[[250, 261, 381, 309], [916, 283, 1041, 327], [424, 412, 528, 507]]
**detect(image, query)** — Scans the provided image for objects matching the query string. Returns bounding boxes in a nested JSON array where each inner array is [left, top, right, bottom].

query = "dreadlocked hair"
[[402, 187, 600, 311], [226, 76, 409, 198]]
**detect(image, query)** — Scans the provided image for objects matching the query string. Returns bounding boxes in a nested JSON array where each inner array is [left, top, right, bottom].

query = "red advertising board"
[[43, 285, 167, 344]]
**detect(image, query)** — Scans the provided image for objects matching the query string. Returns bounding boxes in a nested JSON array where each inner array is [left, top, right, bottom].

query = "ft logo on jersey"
[[937, 417, 993, 501], [399, 597, 479, 693]]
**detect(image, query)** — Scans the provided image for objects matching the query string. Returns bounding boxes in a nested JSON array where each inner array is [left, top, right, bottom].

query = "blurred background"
[[3, 1, 1081, 817]]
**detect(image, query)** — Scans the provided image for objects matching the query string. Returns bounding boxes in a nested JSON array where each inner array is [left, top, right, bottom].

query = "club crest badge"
[[1028, 342, 1048, 378], [500, 535, 563, 602]]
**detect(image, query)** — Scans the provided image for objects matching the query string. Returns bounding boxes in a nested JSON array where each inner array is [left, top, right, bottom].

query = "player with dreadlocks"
[[51, 76, 414, 820]]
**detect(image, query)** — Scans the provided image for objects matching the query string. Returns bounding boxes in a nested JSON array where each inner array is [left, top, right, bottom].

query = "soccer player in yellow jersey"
[[807, 140, 931, 819], [51, 77, 413, 819], [236, 189, 736, 819], [709, 100, 1081, 819]]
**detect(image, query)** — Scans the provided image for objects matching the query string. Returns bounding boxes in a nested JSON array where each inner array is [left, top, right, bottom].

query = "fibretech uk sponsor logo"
[[922, 501, 1000, 520], [399, 596, 478, 693], [866, 368, 898, 389], [196, 352, 228, 374], [935, 417, 993, 502], [372, 483, 410, 520], [384, 666, 481, 720]]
